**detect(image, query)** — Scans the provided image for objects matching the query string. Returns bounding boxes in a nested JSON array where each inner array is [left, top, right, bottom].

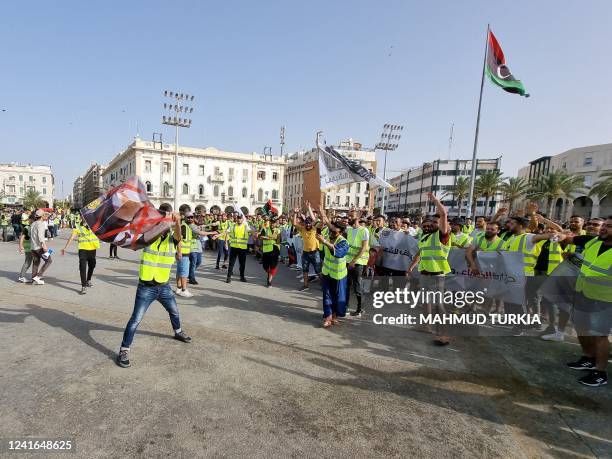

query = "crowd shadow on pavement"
[[243, 339, 612, 458], [0, 305, 172, 360]]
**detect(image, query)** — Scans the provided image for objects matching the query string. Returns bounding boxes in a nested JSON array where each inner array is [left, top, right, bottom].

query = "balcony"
[[211, 173, 224, 183]]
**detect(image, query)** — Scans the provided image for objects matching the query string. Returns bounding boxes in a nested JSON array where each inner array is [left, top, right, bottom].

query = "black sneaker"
[[79, 287, 87, 295], [567, 356, 596, 371], [579, 370, 608, 387], [350, 309, 362, 317], [174, 331, 192, 343], [226, 277, 231, 283], [299, 285, 309, 292], [86, 281, 93, 287], [240, 277, 247, 283], [188, 279, 199, 285], [116, 349, 130, 368], [215, 266, 220, 270], [266, 279, 271, 287]]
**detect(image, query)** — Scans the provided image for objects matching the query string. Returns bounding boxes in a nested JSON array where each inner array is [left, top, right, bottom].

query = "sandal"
[[331, 318, 340, 325], [322, 318, 333, 328]]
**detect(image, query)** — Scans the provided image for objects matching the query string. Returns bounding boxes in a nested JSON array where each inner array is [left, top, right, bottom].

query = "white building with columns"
[[517, 143, 612, 219], [0, 163, 54, 206], [101, 138, 286, 215]]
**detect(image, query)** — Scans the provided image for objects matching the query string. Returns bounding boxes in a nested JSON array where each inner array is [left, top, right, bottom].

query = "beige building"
[[72, 176, 83, 209], [81, 163, 105, 207], [517, 143, 612, 219], [0, 163, 54, 206], [100, 137, 286, 214]]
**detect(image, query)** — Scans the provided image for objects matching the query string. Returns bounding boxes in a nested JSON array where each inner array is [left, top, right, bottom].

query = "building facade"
[[72, 176, 83, 209], [0, 163, 54, 206], [517, 143, 612, 219], [284, 139, 377, 213], [100, 138, 286, 214], [81, 163, 105, 207], [375, 157, 503, 217]]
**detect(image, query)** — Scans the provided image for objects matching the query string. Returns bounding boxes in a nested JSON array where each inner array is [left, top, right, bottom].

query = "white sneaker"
[[296, 274, 304, 279], [32, 276, 45, 285], [182, 289, 194, 298], [541, 331, 564, 342], [17, 277, 27, 283]]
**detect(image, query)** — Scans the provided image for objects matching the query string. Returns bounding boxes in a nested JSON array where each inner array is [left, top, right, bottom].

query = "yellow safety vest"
[[322, 236, 348, 280], [180, 222, 192, 255], [475, 234, 504, 252], [462, 224, 475, 234], [230, 224, 249, 249], [75, 224, 100, 250], [576, 238, 612, 302], [418, 231, 451, 274], [262, 227, 280, 253], [536, 240, 563, 275], [502, 233, 540, 276], [139, 233, 175, 284], [346, 226, 369, 265], [564, 230, 587, 254], [451, 232, 472, 248]]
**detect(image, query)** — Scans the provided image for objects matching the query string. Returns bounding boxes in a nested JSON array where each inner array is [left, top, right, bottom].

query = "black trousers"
[[346, 264, 364, 308], [78, 249, 97, 287], [228, 247, 247, 279], [109, 243, 118, 257]]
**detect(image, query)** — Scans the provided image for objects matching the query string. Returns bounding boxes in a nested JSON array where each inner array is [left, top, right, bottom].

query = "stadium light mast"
[[162, 90, 195, 212], [280, 126, 286, 156], [375, 123, 403, 215]]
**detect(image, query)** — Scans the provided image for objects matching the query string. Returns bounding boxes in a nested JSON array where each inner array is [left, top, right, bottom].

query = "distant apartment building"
[[0, 163, 54, 206], [375, 157, 503, 217], [80, 163, 105, 207], [99, 137, 286, 214], [284, 139, 377, 213], [72, 176, 83, 209], [517, 143, 612, 219]]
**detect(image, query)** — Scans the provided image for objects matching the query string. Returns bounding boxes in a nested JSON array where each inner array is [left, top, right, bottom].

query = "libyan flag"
[[486, 29, 529, 97]]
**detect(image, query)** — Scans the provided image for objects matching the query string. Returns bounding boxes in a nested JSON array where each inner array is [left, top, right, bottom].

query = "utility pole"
[[447, 123, 454, 160], [162, 90, 195, 212]]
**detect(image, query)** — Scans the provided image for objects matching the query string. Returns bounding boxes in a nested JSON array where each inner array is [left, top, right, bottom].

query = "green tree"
[[474, 170, 503, 216], [500, 176, 529, 215], [528, 170, 584, 218], [588, 171, 612, 202], [443, 176, 470, 217], [23, 190, 44, 209]]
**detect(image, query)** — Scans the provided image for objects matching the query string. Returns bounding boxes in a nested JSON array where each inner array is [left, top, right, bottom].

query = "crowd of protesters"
[[4, 199, 610, 387]]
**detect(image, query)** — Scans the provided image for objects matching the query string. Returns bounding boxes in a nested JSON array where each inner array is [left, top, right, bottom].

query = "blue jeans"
[[321, 274, 347, 318], [302, 250, 321, 274], [121, 282, 181, 349], [216, 241, 228, 267], [189, 252, 202, 282]]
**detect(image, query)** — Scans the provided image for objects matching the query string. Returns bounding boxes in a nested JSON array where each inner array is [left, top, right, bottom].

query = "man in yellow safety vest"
[[61, 219, 101, 295]]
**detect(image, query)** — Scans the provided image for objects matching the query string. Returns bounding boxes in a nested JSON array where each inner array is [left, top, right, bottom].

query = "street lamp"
[[375, 123, 403, 215], [280, 126, 285, 156], [162, 90, 195, 212]]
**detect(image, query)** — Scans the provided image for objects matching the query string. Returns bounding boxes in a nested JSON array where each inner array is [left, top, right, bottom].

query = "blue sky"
[[1, 1, 611, 198]]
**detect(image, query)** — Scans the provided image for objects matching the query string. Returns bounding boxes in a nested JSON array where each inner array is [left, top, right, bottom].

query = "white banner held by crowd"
[[378, 229, 419, 271]]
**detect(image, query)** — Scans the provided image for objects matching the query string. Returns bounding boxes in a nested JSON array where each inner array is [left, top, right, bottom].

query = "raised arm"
[[427, 192, 449, 235]]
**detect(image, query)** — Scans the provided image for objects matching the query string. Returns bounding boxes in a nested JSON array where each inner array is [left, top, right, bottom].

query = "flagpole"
[[466, 24, 490, 219]]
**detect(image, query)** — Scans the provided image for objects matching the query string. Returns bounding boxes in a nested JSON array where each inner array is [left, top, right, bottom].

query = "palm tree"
[[23, 190, 44, 209], [500, 177, 529, 214], [474, 170, 503, 216], [588, 171, 612, 202], [443, 176, 470, 217], [528, 170, 584, 218]]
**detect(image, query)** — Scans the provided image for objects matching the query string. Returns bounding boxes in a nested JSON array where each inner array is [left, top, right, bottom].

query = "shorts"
[[176, 256, 190, 277], [572, 292, 612, 336], [302, 250, 321, 274]]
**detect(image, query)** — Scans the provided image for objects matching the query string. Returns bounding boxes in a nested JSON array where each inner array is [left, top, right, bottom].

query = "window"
[[198, 184, 204, 196], [145, 181, 152, 193], [28, 186, 35, 192], [335, 196, 340, 205], [584, 157, 593, 166], [42, 177, 47, 183], [227, 186, 234, 197], [19, 187, 23, 194], [7, 185, 15, 193], [145, 160, 152, 172], [365, 196, 369, 206], [584, 175, 592, 187], [356, 183, 360, 193], [355, 196, 360, 207], [326, 195, 330, 206], [257, 171, 266, 180], [242, 187, 248, 198], [19, 175, 23, 181], [258, 188, 263, 202], [163, 182, 170, 196], [272, 172, 278, 181], [163, 162, 171, 173], [214, 166, 221, 175], [213, 185, 219, 197], [199, 165, 205, 176], [228, 168, 234, 180], [182, 183, 189, 195], [242, 168, 248, 178], [271, 189, 278, 200], [29, 176, 34, 182], [345, 196, 350, 207], [183, 164, 189, 175]]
